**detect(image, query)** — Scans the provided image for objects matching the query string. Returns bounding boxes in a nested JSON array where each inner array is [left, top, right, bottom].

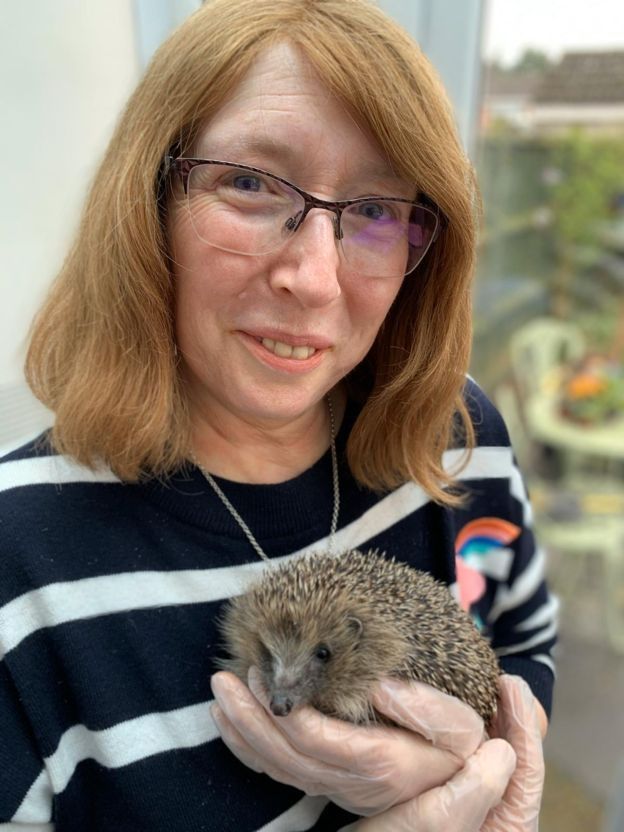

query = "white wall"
[[0, 0, 139, 389]]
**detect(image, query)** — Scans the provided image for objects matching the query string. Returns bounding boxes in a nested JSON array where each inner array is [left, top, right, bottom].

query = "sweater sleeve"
[[485, 476, 557, 718], [455, 380, 557, 719], [0, 660, 54, 828]]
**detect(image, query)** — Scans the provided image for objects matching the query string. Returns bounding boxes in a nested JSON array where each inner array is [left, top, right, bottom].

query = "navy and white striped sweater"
[[0, 383, 556, 831]]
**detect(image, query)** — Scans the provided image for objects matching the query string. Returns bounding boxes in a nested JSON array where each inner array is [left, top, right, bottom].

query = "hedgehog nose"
[[270, 693, 294, 716]]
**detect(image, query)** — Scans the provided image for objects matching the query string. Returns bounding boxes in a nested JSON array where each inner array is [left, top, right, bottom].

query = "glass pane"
[[475, 3, 624, 828]]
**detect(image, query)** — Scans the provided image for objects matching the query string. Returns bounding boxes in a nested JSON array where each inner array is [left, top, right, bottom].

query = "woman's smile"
[[237, 329, 329, 374]]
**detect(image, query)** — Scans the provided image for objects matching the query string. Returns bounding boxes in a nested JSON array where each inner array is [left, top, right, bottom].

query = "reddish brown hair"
[[26, 0, 477, 502]]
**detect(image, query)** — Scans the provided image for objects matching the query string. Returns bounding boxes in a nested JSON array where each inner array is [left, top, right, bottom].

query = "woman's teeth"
[[261, 338, 316, 360]]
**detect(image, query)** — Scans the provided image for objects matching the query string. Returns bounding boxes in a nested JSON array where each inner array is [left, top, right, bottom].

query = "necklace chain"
[[194, 395, 340, 563]]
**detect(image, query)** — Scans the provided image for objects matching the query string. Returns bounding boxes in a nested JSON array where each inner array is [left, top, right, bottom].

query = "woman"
[[0, 0, 554, 829]]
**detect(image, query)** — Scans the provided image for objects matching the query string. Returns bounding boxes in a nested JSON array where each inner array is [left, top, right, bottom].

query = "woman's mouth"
[[260, 338, 317, 361], [237, 331, 330, 374]]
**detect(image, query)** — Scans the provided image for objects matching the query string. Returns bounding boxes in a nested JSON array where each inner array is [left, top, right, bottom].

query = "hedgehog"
[[217, 550, 501, 726]]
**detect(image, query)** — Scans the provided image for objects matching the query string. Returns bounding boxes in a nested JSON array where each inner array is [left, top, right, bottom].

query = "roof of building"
[[484, 67, 543, 98], [534, 51, 624, 105]]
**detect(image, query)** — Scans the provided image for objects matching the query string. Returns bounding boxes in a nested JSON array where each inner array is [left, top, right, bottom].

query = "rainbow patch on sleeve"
[[454, 518, 522, 611]]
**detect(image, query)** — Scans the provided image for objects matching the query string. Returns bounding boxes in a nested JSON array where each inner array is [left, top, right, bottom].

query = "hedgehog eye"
[[314, 645, 331, 662]]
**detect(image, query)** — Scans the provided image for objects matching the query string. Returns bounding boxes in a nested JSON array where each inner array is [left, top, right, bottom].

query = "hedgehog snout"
[[269, 692, 294, 716], [266, 664, 305, 715], [263, 656, 317, 716]]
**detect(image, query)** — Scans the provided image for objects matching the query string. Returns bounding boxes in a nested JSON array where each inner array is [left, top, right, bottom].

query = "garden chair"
[[509, 316, 586, 400], [494, 382, 624, 654], [509, 316, 615, 477]]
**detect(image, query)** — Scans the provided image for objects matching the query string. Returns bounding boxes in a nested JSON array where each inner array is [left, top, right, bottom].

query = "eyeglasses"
[[165, 157, 441, 278]]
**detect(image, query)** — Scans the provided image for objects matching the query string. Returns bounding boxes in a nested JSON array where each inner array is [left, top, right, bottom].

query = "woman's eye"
[[231, 174, 263, 192], [359, 202, 388, 221]]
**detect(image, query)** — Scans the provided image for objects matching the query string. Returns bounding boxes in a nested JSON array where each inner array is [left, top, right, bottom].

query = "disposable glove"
[[482, 674, 545, 831], [341, 738, 516, 831], [355, 674, 544, 831], [210, 668, 487, 817]]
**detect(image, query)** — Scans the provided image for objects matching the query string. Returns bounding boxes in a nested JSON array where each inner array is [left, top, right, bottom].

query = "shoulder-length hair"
[[26, 0, 478, 504]]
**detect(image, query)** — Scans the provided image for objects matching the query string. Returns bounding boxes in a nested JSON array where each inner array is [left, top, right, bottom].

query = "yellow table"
[[524, 389, 624, 462]]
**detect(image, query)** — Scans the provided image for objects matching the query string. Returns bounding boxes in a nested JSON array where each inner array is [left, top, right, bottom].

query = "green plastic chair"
[[509, 317, 586, 400], [495, 382, 624, 654]]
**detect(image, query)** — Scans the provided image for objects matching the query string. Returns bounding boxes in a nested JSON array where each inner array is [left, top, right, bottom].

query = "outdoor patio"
[[541, 551, 624, 831]]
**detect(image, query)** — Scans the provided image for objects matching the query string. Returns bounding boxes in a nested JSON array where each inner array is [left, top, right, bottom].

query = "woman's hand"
[[482, 674, 545, 830], [210, 669, 487, 817], [342, 739, 516, 831], [344, 674, 544, 831]]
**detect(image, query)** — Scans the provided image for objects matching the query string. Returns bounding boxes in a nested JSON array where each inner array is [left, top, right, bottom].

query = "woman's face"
[[169, 41, 409, 429]]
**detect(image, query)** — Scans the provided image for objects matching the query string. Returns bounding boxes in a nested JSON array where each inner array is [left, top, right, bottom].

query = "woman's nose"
[[268, 210, 342, 307]]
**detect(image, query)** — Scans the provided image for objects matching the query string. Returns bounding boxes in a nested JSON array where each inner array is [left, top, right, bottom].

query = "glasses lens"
[[341, 200, 439, 277], [185, 164, 303, 255]]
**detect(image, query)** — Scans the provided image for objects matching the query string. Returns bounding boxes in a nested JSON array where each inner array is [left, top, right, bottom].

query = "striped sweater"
[[0, 382, 556, 831]]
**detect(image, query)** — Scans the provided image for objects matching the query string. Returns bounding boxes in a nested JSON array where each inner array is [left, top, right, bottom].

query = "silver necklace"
[[194, 395, 340, 563]]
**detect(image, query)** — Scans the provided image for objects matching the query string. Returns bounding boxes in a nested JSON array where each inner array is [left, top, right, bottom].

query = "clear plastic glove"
[[482, 674, 545, 831], [346, 675, 544, 831], [342, 739, 517, 831], [210, 668, 487, 817]]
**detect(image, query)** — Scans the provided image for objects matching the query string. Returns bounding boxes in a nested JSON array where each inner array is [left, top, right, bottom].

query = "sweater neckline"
[[138, 398, 358, 544]]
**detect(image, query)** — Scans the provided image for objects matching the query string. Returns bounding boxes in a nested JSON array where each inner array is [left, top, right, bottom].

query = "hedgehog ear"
[[346, 615, 363, 640]]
